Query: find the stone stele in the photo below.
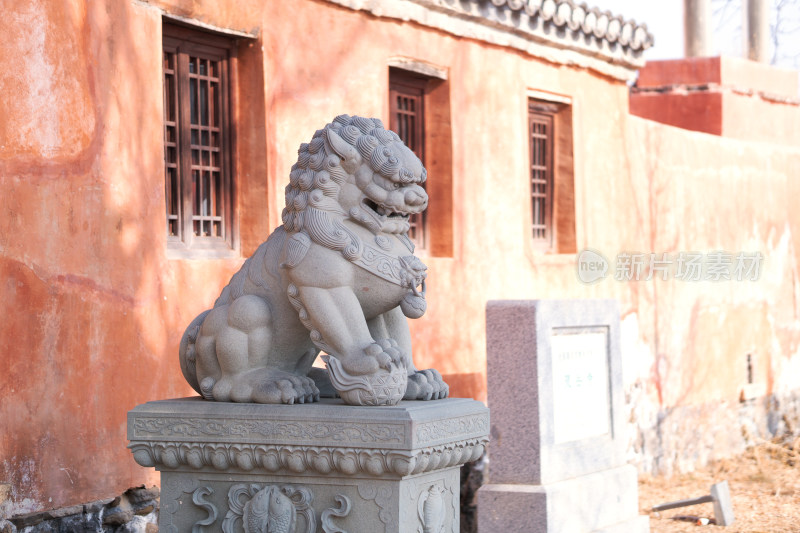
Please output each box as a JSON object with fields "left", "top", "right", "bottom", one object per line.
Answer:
{"left": 178, "top": 114, "right": 449, "bottom": 407}
{"left": 478, "top": 299, "right": 649, "bottom": 533}
{"left": 127, "top": 397, "right": 489, "bottom": 532}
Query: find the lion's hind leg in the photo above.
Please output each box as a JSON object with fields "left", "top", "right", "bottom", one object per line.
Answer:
{"left": 195, "top": 294, "right": 319, "bottom": 404}
{"left": 179, "top": 309, "right": 212, "bottom": 396}
{"left": 246, "top": 368, "right": 320, "bottom": 404}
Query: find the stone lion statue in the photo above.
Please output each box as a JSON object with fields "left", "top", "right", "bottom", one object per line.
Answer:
{"left": 179, "top": 115, "right": 449, "bottom": 406}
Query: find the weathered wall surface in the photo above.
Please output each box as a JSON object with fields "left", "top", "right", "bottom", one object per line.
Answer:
{"left": 1, "top": 0, "right": 799, "bottom": 516}
{"left": 0, "top": 0, "right": 262, "bottom": 515}
{"left": 619, "top": 117, "right": 800, "bottom": 473}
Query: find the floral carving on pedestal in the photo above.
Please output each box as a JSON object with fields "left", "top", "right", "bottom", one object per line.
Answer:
{"left": 222, "top": 484, "right": 315, "bottom": 533}
{"left": 159, "top": 477, "right": 212, "bottom": 533}
{"left": 191, "top": 487, "right": 218, "bottom": 532}
{"left": 357, "top": 485, "right": 394, "bottom": 532}
{"left": 415, "top": 414, "right": 489, "bottom": 444}
{"left": 128, "top": 437, "right": 487, "bottom": 477}
{"left": 320, "top": 495, "right": 352, "bottom": 533}
{"left": 133, "top": 417, "right": 404, "bottom": 444}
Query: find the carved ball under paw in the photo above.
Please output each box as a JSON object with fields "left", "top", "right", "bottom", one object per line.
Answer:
{"left": 323, "top": 355, "right": 407, "bottom": 406}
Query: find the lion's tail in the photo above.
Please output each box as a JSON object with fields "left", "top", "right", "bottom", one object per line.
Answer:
{"left": 178, "top": 310, "right": 211, "bottom": 395}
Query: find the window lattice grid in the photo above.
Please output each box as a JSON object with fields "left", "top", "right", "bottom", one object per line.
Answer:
{"left": 394, "top": 94, "right": 422, "bottom": 157}
{"left": 164, "top": 50, "right": 180, "bottom": 237}
{"left": 389, "top": 75, "right": 426, "bottom": 247}
{"left": 529, "top": 111, "right": 553, "bottom": 242}
{"left": 163, "top": 27, "right": 232, "bottom": 249}
{"left": 187, "top": 55, "right": 224, "bottom": 239}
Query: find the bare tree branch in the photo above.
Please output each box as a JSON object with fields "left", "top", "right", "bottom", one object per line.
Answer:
{"left": 712, "top": 0, "right": 800, "bottom": 67}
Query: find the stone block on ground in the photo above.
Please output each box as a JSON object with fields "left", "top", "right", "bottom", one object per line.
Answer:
{"left": 478, "top": 299, "right": 648, "bottom": 533}
{"left": 477, "top": 465, "right": 647, "bottom": 533}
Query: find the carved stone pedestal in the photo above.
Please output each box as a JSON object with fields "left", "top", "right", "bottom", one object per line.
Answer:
{"left": 127, "top": 397, "right": 488, "bottom": 533}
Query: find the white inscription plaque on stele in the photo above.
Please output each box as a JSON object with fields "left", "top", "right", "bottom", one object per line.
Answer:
{"left": 551, "top": 328, "right": 611, "bottom": 444}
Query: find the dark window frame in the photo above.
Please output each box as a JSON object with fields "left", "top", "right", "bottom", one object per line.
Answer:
{"left": 526, "top": 96, "right": 576, "bottom": 255}
{"left": 389, "top": 69, "right": 428, "bottom": 249}
{"left": 163, "top": 23, "right": 237, "bottom": 255}
{"left": 528, "top": 102, "right": 555, "bottom": 248}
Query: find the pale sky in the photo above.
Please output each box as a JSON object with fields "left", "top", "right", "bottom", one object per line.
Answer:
{"left": 591, "top": 0, "right": 685, "bottom": 61}
{"left": 592, "top": 0, "right": 800, "bottom": 68}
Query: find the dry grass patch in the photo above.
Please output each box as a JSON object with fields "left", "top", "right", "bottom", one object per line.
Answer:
{"left": 639, "top": 436, "right": 800, "bottom": 532}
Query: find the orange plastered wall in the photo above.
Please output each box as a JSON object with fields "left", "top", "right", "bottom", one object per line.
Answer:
{"left": 2, "top": 0, "right": 800, "bottom": 513}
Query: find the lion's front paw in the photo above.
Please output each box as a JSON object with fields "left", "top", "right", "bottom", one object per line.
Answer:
{"left": 366, "top": 339, "right": 404, "bottom": 370}
{"left": 337, "top": 339, "right": 405, "bottom": 376}
{"left": 404, "top": 369, "right": 449, "bottom": 401}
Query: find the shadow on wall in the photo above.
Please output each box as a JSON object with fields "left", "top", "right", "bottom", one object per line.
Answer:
{"left": 0, "top": 0, "right": 235, "bottom": 514}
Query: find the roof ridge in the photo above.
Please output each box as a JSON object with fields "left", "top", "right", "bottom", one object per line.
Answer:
{"left": 484, "top": 0, "right": 654, "bottom": 51}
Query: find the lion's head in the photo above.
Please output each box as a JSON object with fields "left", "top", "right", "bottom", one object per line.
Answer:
{"left": 281, "top": 115, "right": 427, "bottom": 260}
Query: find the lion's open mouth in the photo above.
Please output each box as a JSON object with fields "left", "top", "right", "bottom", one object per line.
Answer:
{"left": 363, "top": 198, "right": 409, "bottom": 219}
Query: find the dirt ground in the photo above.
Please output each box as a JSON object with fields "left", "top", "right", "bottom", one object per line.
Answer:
{"left": 638, "top": 436, "right": 800, "bottom": 532}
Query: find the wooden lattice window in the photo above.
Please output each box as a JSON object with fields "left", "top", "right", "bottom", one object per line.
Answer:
{"left": 529, "top": 105, "right": 554, "bottom": 246}
{"left": 163, "top": 24, "right": 234, "bottom": 252}
{"left": 389, "top": 70, "right": 427, "bottom": 248}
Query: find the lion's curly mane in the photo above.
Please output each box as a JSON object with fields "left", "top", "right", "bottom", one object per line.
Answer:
{"left": 281, "top": 114, "right": 425, "bottom": 261}
{"left": 215, "top": 115, "right": 424, "bottom": 308}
